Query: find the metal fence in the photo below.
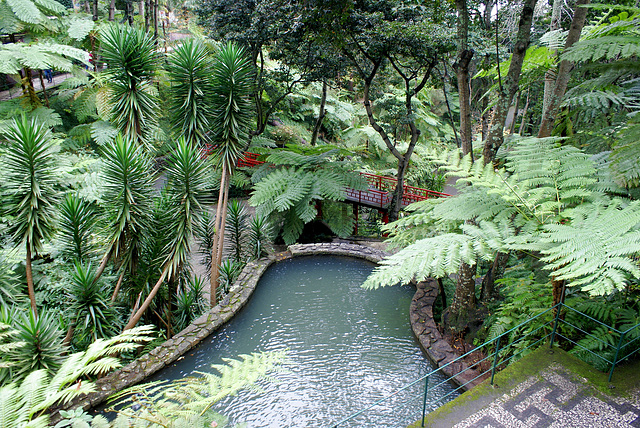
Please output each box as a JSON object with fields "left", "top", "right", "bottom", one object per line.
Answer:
{"left": 328, "top": 302, "right": 640, "bottom": 428}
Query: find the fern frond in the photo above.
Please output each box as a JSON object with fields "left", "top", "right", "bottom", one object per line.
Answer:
{"left": 363, "top": 233, "right": 485, "bottom": 289}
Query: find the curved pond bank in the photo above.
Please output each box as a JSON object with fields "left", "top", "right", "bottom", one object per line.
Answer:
{"left": 66, "top": 243, "right": 466, "bottom": 425}
{"left": 148, "top": 254, "right": 457, "bottom": 426}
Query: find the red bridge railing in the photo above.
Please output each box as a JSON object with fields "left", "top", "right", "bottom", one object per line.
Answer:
{"left": 203, "top": 148, "right": 449, "bottom": 208}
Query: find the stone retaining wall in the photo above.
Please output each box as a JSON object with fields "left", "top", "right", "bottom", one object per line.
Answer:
{"left": 410, "top": 279, "right": 484, "bottom": 391}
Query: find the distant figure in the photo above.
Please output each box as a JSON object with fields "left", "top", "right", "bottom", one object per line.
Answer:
{"left": 44, "top": 69, "right": 53, "bottom": 83}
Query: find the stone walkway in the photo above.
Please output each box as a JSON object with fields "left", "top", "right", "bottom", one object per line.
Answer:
{"left": 454, "top": 364, "right": 640, "bottom": 427}
{"left": 416, "top": 347, "right": 640, "bottom": 428}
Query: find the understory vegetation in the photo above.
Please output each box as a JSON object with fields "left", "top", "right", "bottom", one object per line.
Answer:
{"left": 1, "top": 0, "right": 640, "bottom": 426}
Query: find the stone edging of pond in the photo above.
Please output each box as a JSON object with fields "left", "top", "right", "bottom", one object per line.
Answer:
{"left": 62, "top": 242, "right": 480, "bottom": 418}
{"left": 64, "top": 243, "right": 388, "bottom": 416}
{"left": 411, "top": 279, "right": 484, "bottom": 391}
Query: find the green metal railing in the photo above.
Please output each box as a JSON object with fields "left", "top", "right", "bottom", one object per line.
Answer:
{"left": 327, "top": 302, "right": 640, "bottom": 428}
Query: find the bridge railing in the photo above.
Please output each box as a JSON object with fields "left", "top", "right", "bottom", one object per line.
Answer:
{"left": 204, "top": 150, "right": 449, "bottom": 207}
{"left": 327, "top": 302, "right": 640, "bottom": 428}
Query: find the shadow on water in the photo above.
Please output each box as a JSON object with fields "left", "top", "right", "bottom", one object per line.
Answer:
{"left": 102, "top": 255, "right": 458, "bottom": 427}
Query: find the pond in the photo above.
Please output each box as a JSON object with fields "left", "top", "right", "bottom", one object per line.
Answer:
{"left": 145, "top": 255, "right": 457, "bottom": 427}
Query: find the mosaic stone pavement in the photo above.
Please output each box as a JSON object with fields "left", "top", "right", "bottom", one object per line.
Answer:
{"left": 454, "top": 364, "right": 640, "bottom": 428}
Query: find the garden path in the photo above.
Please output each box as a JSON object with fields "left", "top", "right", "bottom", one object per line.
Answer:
{"left": 412, "top": 347, "right": 640, "bottom": 428}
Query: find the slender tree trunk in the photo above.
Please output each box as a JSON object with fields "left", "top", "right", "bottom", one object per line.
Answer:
{"left": 84, "top": 1, "right": 90, "bottom": 13}
{"left": 509, "top": 92, "right": 521, "bottom": 134}
{"left": 481, "top": 251, "right": 509, "bottom": 301}
{"left": 519, "top": 89, "right": 530, "bottom": 135}
{"left": 153, "top": 0, "right": 159, "bottom": 40}
{"left": 93, "top": 0, "right": 98, "bottom": 21}
{"left": 111, "top": 270, "right": 125, "bottom": 302}
{"left": 482, "top": 0, "right": 538, "bottom": 164}
{"left": 144, "top": 0, "right": 150, "bottom": 31}
{"left": 538, "top": 0, "right": 590, "bottom": 138}
{"left": 210, "top": 164, "right": 228, "bottom": 306}
{"left": 124, "top": 269, "right": 168, "bottom": 330}
{"left": 310, "top": 79, "right": 327, "bottom": 146}
{"left": 108, "top": 0, "right": 115, "bottom": 20}
{"left": 38, "top": 70, "right": 49, "bottom": 107}
{"left": 25, "top": 243, "right": 38, "bottom": 318}
{"left": 455, "top": 0, "right": 474, "bottom": 157}
{"left": 542, "top": 0, "right": 563, "bottom": 113}
{"left": 214, "top": 173, "right": 231, "bottom": 288}
{"left": 94, "top": 247, "right": 113, "bottom": 284}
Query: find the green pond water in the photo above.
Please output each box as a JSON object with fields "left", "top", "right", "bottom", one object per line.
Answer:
{"left": 149, "top": 255, "right": 457, "bottom": 427}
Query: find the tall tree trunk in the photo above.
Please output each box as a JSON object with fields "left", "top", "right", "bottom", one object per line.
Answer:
{"left": 213, "top": 173, "right": 231, "bottom": 291}
{"left": 310, "top": 79, "right": 327, "bottom": 146}
{"left": 519, "top": 89, "right": 531, "bottom": 135}
{"left": 210, "top": 164, "right": 229, "bottom": 306}
{"left": 25, "top": 242, "right": 38, "bottom": 318}
{"left": 509, "top": 91, "right": 521, "bottom": 134}
{"left": 482, "top": 0, "right": 538, "bottom": 164}
{"left": 538, "top": 0, "right": 590, "bottom": 138}
{"left": 93, "top": 0, "right": 98, "bottom": 21}
{"left": 124, "top": 268, "right": 168, "bottom": 330}
{"left": 38, "top": 70, "right": 49, "bottom": 107}
{"left": 153, "top": 0, "right": 159, "bottom": 40}
{"left": 108, "top": 0, "right": 115, "bottom": 20}
{"left": 542, "top": 0, "right": 562, "bottom": 114}
{"left": 455, "top": 0, "right": 474, "bottom": 157}
{"left": 480, "top": 251, "right": 509, "bottom": 301}
{"left": 94, "top": 247, "right": 113, "bottom": 284}
{"left": 449, "top": 260, "right": 477, "bottom": 332}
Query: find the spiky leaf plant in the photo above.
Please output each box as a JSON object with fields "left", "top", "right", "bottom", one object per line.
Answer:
{"left": 0, "top": 325, "right": 153, "bottom": 428}
{"left": 364, "top": 137, "right": 640, "bottom": 298}
{"left": 59, "top": 194, "right": 96, "bottom": 262}
{"left": 225, "top": 200, "right": 249, "bottom": 263}
{"left": 247, "top": 215, "right": 274, "bottom": 260}
{"left": 217, "top": 259, "right": 243, "bottom": 296}
{"left": 173, "top": 276, "right": 207, "bottom": 333}
{"left": 96, "top": 134, "right": 155, "bottom": 284}
{"left": 208, "top": 42, "right": 255, "bottom": 306}
{"left": 2, "top": 114, "right": 58, "bottom": 316}
{"left": 66, "top": 262, "right": 117, "bottom": 343}
{"left": 124, "top": 139, "right": 210, "bottom": 330}
{"left": 167, "top": 38, "right": 214, "bottom": 147}
{"left": 11, "top": 308, "right": 65, "bottom": 382}
{"left": 99, "top": 24, "right": 159, "bottom": 145}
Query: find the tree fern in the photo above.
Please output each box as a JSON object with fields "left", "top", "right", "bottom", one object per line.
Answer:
{"left": 365, "top": 137, "right": 640, "bottom": 297}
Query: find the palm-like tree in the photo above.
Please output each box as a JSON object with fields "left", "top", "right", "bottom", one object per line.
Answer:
{"left": 124, "top": 138, "right": 210, "bottom": 330}
{"left": 100, "top": 24, "right": 159, "bottom": 145}
{"left": 167, "top": 38, "right": 214, "bottom": 147}
{"left": 95, "top": 134, "right": 155, "bottom": 286}
{"left": 209, "top": 42, "right": 254, "bottom": 306}
{"left": 3, "top": 115, "right": 58, "bottom": 317}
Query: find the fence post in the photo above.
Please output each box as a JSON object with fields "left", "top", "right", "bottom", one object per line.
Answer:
{"left": 608, "top": 331, "right": 627, "bottom": 382}
{"left": 549, "top": 302, "right": 562, "bottom": 349}
{"left": 421, "top": 375, "right": 430, "bottom": 427}
{"left": 490, "top": 336, "right": 502, "bottom": 386}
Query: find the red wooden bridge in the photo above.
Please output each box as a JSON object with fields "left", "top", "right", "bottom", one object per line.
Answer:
{"left": 235, "top": 151, "right": 449, "bottom": 210}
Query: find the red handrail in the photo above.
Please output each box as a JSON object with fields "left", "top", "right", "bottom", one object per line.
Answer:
{"left": 202, "top": 149, "right": 450, "bottom": 206}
